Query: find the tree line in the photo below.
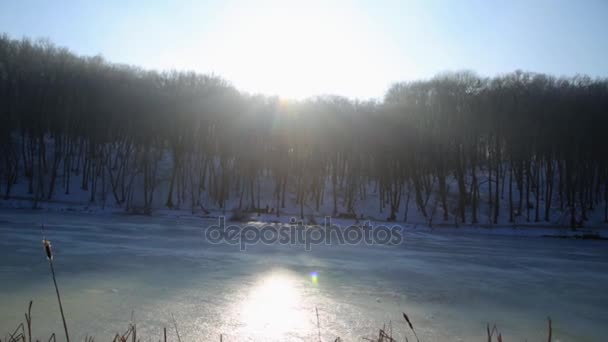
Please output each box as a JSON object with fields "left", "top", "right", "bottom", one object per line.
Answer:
{"left": 1, "top": 35, "right": 607, "bottom": 226}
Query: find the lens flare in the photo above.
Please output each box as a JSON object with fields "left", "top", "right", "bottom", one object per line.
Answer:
{"left": 310, "top": 272, "right": 318, "bottom": 285}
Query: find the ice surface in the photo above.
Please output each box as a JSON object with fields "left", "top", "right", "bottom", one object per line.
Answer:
{"left": 1, "top": 209, "right": 607, "bottom": 341}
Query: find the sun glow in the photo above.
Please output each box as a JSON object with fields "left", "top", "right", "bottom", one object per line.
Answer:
{"left": 236, "top": 271, "right": 312, "bottom": 339}
{"left": 195, "top": 1, "right": 398, "bottom": 99}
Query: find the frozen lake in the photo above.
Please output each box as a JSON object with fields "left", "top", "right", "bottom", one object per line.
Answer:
{"left": 1, "top": 209, "right": 607, "bottom": 341}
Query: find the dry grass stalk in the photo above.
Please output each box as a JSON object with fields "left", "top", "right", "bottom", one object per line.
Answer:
{"left": 402, "top": 312, "right": 420, "bottom": 342}
{"left": 487, "top": 323, "right": 500, "bottom": 342}
{"left": 42, "top": 224, "right": 70, "bottom": 342}
{"left": 2, "top": 302, "right": 560, "bottom": 342}
{"left": 7, "top": 322, "right": 24, "bottom": 342}
{"left": 171, "top": 314, "right": 181, "bottom": 342}
{"left": 316, "top": 306, "right": 321, "bottom": 342}
{"left": 111, "top": 322, "right": 138, "bottom": 342}
{"left": 363, "top": 327, "right": 396, "bottom": 342}
{"left": 25, "top": 301, "right": 32, "bottom": 342}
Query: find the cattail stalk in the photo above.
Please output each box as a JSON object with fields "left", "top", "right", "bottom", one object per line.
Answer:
{"left": 25, "top": 300, "right": 33, "bottom": 342}
{"left": 402, "top": 312, "right": 420, "bottom": 342}
{"left": 43, "top": 239, "right": 70, "bottom": 342}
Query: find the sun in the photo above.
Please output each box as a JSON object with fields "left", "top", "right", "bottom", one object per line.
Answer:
{"left": 198, "top": 0, "right": 393, "bottom": 100}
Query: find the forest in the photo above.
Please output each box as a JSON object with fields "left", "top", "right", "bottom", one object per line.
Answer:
{"left": 1, "top": 35, "right": 607, "bottom": 226}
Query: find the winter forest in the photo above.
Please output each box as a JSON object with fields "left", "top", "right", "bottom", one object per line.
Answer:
{"left": 1, "top": 35, "right": 607, "bottom": 227}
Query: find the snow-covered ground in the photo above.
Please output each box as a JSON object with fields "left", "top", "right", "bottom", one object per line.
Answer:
{"left": 4, "top": 151, "right": 608, "bottom": 229}
{"left": 1, "top": 209, "right": 608, "bottom": 341}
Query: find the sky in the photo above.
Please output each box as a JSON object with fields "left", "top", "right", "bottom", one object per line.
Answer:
{"left": 1, "top": 0, "right": 607, "bottom": 100}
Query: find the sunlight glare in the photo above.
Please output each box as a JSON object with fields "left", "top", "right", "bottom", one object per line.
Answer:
{"left": 200, "top": 1, "right": 398, "bottom": 99}
{"left": 237, "top": 272, "right": 312, "bottom": 339}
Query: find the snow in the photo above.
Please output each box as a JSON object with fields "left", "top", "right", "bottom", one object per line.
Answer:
{"left": 1, "top": 208, "right": 608, "bottom": 341}
{"left": 3, "top": 148, "right": 608, "bottom": 228}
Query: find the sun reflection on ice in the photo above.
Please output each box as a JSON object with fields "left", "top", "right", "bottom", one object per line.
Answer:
{"left": 236, "top": 271, "right": 313, "bottom": 340}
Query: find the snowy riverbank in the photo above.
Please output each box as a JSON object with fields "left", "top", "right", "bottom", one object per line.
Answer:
{"left": 1, "top": 198, "right": 606, "bottom": 241}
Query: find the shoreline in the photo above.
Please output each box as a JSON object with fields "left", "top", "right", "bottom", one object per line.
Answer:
{"left": 1, "top": 198, "right": 606, "bottom": 240}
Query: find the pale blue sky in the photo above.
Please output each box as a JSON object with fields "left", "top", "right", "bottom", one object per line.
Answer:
{"left": 1, "top": 0, "right": 607, "bottom": 99}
